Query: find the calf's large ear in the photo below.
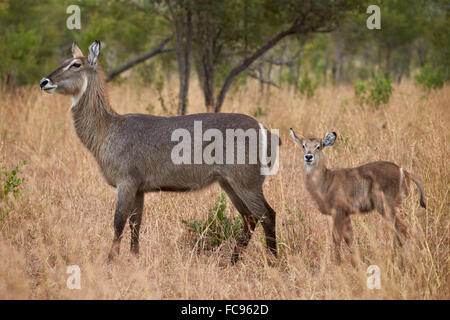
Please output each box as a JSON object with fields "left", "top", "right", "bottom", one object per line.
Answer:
{"left": 88, "top": 40, "right": 101, "bottom": 68}
{"left": 322, "top": 132, "right": 337, "bottom": 147}
{"left": 289, "top": 128, "right": 303, "bottom": 145}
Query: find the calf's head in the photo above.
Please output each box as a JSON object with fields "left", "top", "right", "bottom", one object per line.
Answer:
{"left": 289, "top": 128, "right": 336, "bottom": 171}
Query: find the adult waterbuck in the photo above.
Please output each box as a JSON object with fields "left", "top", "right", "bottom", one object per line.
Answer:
{"left": 289, "top": 129, "right": 426, "bottom": 265}
{"left": 39, "top": 40, "right": 280, "bottom": 263}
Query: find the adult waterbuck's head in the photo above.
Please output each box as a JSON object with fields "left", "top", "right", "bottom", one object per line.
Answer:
{"left": 40, "top": 41, "right": 100, "bottom": 104}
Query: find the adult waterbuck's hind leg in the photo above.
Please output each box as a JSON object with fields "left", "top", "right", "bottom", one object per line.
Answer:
{"left": 219, "top": 179, "right": 258, "bottom": 264}
{"left": 221, "top": 178, "right": 277, "bottom": 263}
{"left": 260, "top": 197, "right": 277, "bottom": 258}
{"left": 130, "top": 191, "right": 144, "bottom": 255}
{"left": 108, "top": 183, "right": 139, "bottom": 261}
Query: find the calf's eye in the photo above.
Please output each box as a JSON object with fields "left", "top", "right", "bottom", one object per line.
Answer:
{"left": 71, "top": 62, "right": 81, "bottom": 68}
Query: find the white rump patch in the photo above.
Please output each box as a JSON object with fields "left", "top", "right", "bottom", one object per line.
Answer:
{"left": 258, "top": 123, "right": 280, "bottom": 176}
{"left": 71, "top": 76, "right": 87, "bottom": 110}
{"left": 258, "top": 123, "right": 271, "bottom": 176}
{"left": 399, "top": 167, "right": 405, "bottom": 200}
{"left": 259, "top": 122, "right": 267, "bottom": 157}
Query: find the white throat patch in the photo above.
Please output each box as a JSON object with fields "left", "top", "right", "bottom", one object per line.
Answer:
{"left": 71, "top": 76, "right": 88, "bottom": 110}
{"left": 304, "top": 162, "right": 315, "bottom": 173}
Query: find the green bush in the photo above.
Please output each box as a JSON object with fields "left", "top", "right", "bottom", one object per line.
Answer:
{"left": 415, "top": 66, "right": 444, "bottom": 90}
{"left": 354, "top": 80, "right": 368, "bottom": 105}
{"left": 182, "top": 193, "right": 243, "bottom": 250}
{"left": 369, "top": 74, "right": 393, "bottom": 108}
{"left": 299, "top": 72, "right": 317, "bottom": 98}
{"left": 0, "top": 160, "right": 28, "bottom": 200}
{"left": 354, "top": 74, "right": 393, "bottom": 109}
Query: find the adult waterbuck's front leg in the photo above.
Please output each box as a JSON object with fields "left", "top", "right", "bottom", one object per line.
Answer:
{"left": 108, "top": 183, "right": 141, "bottom": 261}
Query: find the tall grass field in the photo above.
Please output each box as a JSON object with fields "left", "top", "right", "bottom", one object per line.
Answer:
{"left": 0, "top": 79, "right": 448, "bottom": 299}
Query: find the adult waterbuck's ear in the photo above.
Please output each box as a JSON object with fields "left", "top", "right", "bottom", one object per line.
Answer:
{"left": 289, "top": 128, "right": 304, "bottom": 145}
{"left": 88, "top": 40, "right": 101, "bottom": 68}
{"left": 72, "top": 42, "right": 84, "bottom": 58}
{"left": 322, "top": 132, "right": 337, "bottom": 147}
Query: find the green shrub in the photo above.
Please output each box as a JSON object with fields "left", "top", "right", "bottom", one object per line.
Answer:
{"left": 354, "top": 74, "right": 393, "bottom": 109}
{"left": 182, "top": 193, "right": 243, "bottom": 250}
{"left": 415, "top": 66, "right": 444, "bottom": 90}
{"left": 299, "top": 72, "right": 317, "bottom": 98}
{"left": 354, "top": 80, "right": 368, "bottom": 105}
{"left": 369, "top": 74, "right": 393, "bottom": 108}
{"left": 0, "top": 160, "right": 28, "bottom": 200}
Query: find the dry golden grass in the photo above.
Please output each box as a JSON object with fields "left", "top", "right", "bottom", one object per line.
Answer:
{"left": 0, "top": 78, "right": 448, "bottom": 299}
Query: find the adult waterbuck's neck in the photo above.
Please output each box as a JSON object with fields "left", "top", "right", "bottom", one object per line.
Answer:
{"left": 40, "top": 41, "right": 117, "bottom": 158}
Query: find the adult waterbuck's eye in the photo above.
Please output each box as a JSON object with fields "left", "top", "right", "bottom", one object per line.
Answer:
{"left": 316, "top": 145, "right": 321, "bottom": 150}
{"left": 71, "top": 62, "right": 81, "bottom": 68}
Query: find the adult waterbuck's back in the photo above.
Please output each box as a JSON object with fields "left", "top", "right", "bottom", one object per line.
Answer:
{"left": 40, "top": 41, "right": 280, "bottom": 263}
{"left": 290, "top": 128, "right": 426, "bottom": 266}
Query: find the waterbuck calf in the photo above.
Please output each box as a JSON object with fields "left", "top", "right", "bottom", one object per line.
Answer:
{"left": 39, "top": 40, "right": 280, "bottom": 263}
{"left": 289, "top": 129, "right": 426, "bottom": 265}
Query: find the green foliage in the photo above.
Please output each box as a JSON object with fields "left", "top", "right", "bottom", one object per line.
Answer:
{"left": 0, "top": 161, "right": 28, "bottom": 200}
{"left": 415, "top": 66, "right": 444, "bottom": 90}
{"left": 298, "top": 72, "right": 317, "bottom": 98}
{"left": 182, "top": 193, "right": 243, "bottom": 250}
{"left": 354, "top": 80, "right": 368, "bottom": 105}
{"left": 354, "top": 74, "right": 393, "bottom": 109}
{"left": 369, "top": 74, "right": 393, "bottom": 108}
{"left": 0, "top": 0, "right": 164, "bottom": 85}
{"left": 0, "top": 0, "right": 447, "bottom": 107}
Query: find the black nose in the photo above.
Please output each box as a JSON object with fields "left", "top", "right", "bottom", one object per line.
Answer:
{"left": 305, "top": 154, "right": 313, "bottom": 161}
{"left": 40, "top": 78, "right": 48, "bottom": 89}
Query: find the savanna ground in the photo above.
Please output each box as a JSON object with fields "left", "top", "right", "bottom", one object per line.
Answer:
{"left": 0, "top": 79, "right": 448, "bottom": 299}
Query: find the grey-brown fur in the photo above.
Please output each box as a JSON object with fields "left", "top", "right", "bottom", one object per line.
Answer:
{"left": 290, "top": 128, "right": 426, "bottom": 265}
{"left": 40, "top": 41, "right": 279, "bottom": 263}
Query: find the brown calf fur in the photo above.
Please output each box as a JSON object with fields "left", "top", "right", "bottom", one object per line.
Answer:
{"left": 290, "top": 129, "right": 426, "bottom": 265}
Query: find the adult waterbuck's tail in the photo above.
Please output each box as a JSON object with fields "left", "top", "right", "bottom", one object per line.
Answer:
{"left": 40, "top": 40, "right": 281, "bottom": 264}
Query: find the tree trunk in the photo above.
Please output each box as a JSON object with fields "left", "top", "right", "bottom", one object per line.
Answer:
{"left": 266, "top": 61, "right": 273, "bottom": 93}
{"left": 416, "top": 38, "right": 428, "bottom": 67}
{"left": 173, "top": 5, "right": 192, "bottom": 115}
{"left": 385, "top": 47, "right": 392, "bottom": 79}
{"left": 193, "top": 31, "right": 216, "bottom": 112}
{"left": 257, "top": 61, "right": 265, "bottom": 94}
{"left": 323, "top": 47, "right": 329, "bottom": 86}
